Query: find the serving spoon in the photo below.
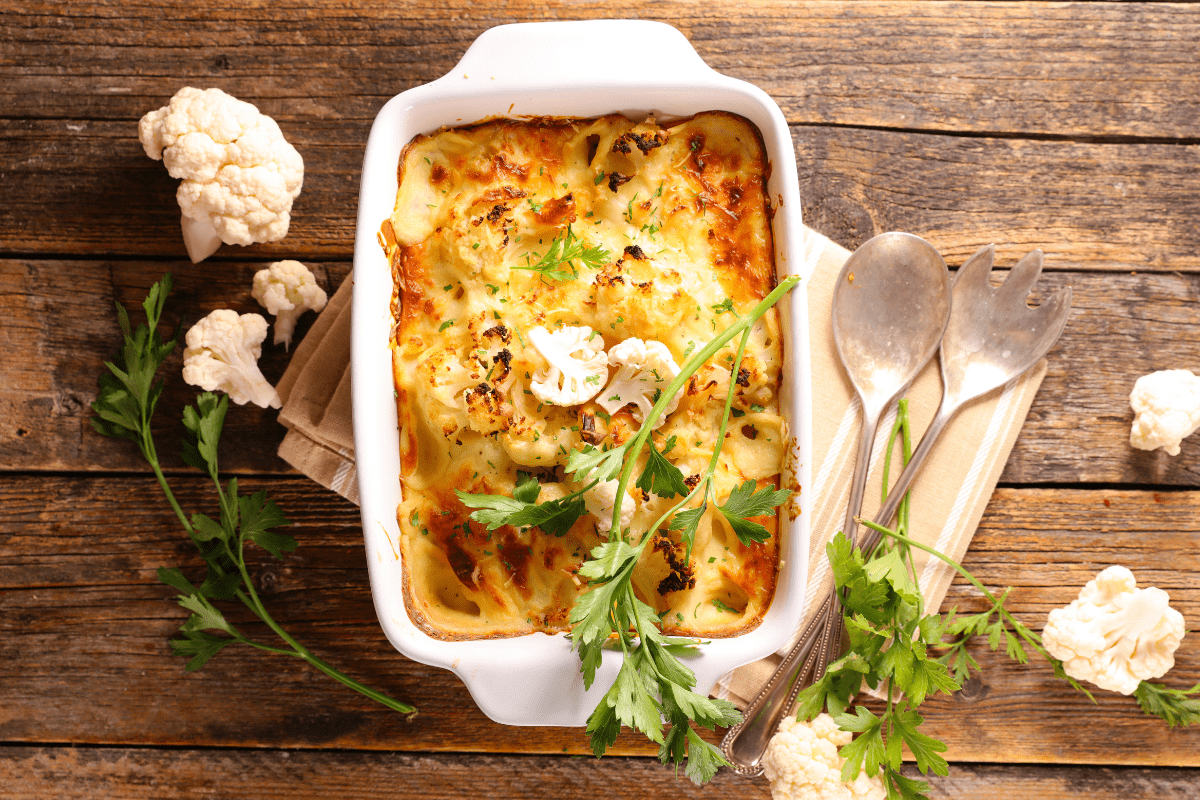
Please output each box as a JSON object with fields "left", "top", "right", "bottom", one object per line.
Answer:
{"left": 721, "top": 231, "right": 951, "bottom": 774}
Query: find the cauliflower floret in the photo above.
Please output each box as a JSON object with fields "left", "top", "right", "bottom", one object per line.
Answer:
{"left": 182, "top": 309, "right": 281, "bottom": 409}
{"left": 138, "top": 87, "right": 304, "bottom": 263}
{"left": 762, "top": 713, "right": 886, "bottom": 800}
{"left": 597, "top": 338, "right": 681, "bottom": 429}
{"left": 251, "top": 260, "right": 328, "bottom": 349}
{"left": 1129, "top": 369, "right": 1200, "bottom": 456}
{"left": 582, "top": 479, "right": 636, "bottom": 534}
{"left": 527, "top": 325, "right": 608, "bottom": 406}
{"left": 1042, "top": 565, "right": 1186, "bottom": 695}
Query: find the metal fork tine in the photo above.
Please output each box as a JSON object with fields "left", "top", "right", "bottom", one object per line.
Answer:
{"left": 952, "top": 243, "right": 995, "bottom": 289}
{"left": 1033, "top": 286, "right": 1074, "bottom": 332}
{"left": 997, "top": 248, "right": 1045, "bottom": 305}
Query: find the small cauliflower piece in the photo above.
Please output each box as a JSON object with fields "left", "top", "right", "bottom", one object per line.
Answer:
{"left": 1042, "top": 565, "right": 1186, "bottom": 695}
{"left": 182, "top": 309, "right": 281, "bottom": 409}
{"left": 527, "top": 325, "right": 608, "bottom": 406}
{"left": 463, "top": 382, "right": 513, "bottom": 435}
{"left": 251, "top": 260, "right": 329, "bottom": 349}
{"left": 596, "top": 338, "right": 682, "bottom": 429}
{"left": 1129, "top": 369, "right": 1200, "bottom": 456}
{"left": 762, "top": 713, "right": 886, "bottom": 800}
{"left": 582, "top": 479, "right": 636, "bottom": 534}
{"left": 138, "top": 87, "right": 304, "bottom": 263}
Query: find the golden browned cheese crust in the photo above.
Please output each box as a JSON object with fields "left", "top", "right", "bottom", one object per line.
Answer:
{"left": 384, "top": 112, "right": 786, "bottom": 640}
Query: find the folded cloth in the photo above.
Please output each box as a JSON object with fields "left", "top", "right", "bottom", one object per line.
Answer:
{"left": 276, "top": 226, "right": 1046, "bottom": 711}
{"left": 277, "top": 272, "right": 358, "bottom": 504}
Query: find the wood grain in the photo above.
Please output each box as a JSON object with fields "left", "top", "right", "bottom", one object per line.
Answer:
{"left": 4, "top": 119, "right": 1200, "bottom": 266}
{"left": 2, "top": 747, "right": 1199, "bottom": 800}
{"left": 0, "top": 477, "right": 1196, "bottom": 764}
{"left": 0, "top": 259, "right": 350, "bottom": 474}
{"left": 4, "top": 1, "right": 1199, "bottom": 138}
{"left": 4, "top": 260, "right": 1200, "bottom": 485}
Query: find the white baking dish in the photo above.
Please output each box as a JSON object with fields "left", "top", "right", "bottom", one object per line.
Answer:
{"left": 351, "top": 19, "right": 811, "bottom": 726}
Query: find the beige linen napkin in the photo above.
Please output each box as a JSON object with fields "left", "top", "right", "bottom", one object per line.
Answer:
{"left": 277, "top": 227, "right": 1046, "bottom": 707}
{"left": 277, "top": 273, "right": 359, "bottom": 505}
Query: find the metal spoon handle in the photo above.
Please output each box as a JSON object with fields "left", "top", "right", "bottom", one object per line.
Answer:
{"left": 721, "top": 400, "right": 886, "bottom": 774}
{"left": 841, "top": 401, "right": 885, "bottom": 545}
{"left": 720, "top": 398, "right": 933, "bottom": 774}
{"left": 719, "top": 592, "right": 837, "bottom": 774}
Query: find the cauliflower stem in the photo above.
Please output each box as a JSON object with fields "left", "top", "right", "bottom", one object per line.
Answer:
{"left": 794, "top": 400, "right": 1198, "bottom": 800}
{"left": 91, "top": 274, "right": 414, "bottom": 716}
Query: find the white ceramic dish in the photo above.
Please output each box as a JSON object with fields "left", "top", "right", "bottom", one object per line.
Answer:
{"left": 351, "top": 19, "right": 811, "bottom": 726}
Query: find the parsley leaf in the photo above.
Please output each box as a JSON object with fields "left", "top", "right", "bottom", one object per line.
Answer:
{"left": 711, "top": 598, "right": 738, "bottom": 614}
{"left": 892, "top": 708, "right": 949, "bottom": 776}
{"left": 1134, "top": 681, "right": 1200, "bottom": 728}
{"left": 667, "top": 503, "right": 707, "bottom": 553}
{"left": 565, "top": 442, "right": 630, "bottom": 484}
{"left": 456, "top": 484, "right": 587, "bottom": 538}
{"left": 716, "top": 479, "right": 790, "bottom": 545}
{"left": 834, "top": 706, "right": 885, "bottom": 780}
{"left": 636, "top": 439, "right": 688, "bottom": 499}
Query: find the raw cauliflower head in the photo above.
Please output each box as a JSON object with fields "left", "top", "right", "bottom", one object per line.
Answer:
{"left": 1129, "top": 369, "right": 1200, "bottom": 456}
{"left": 762, "top": 713, "right": 886, "bottom": 800}
{"left": 182, "top": 309, "right": 281, "bottom": 409}
{"left": 251, "top": 260, "right": 328, "bottom": 349}
{"left": 139, "top": 87, "right": 305, "bottom": 263}
{"left": 1042, "top": 565, "right": 1186, "bottom": 695}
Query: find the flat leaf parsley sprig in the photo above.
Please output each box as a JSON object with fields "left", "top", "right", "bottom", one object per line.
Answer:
{"left": 796, "top": 399, "right": 1200, "bottom": 800}
{"left": 92, "top": 274, "right": 414, "bottom": 716}
{"left": 458, "top": 275, "right": 800, "bottom": 783}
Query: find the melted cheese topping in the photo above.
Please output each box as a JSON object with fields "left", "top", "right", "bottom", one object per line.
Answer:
{"left": 385, "top": 113, "right": 786, "bottom": 640}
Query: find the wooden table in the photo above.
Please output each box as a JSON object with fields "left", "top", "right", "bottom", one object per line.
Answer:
{"left": 3, "top": 2, "right": 1199, "bottom": 797}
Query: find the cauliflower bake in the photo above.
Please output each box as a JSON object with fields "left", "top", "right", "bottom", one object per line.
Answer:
{"left": 381, "top": 112, "right": 788, "bottom": 639}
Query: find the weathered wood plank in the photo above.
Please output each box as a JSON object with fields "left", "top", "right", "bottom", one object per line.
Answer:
{"left": 2, "top": 747, "right": 1199, "bottom": 800}
{"left": 0, "top": 477, "right": 1196, "bottom": 763}
{"left": 4, "top": 260, "right": 1199, "bottom": 485}
{"left": 4, "top": 117, "right": 1199, "bottom": 266}
{"left": 4, "top": 1, "right": 1198, "bottom": 139}
{"left": 795, "top": 128, "right": 1200, "bottom": 272}
{"left": 0, "top": 259, "right": 351, "bottom": 474}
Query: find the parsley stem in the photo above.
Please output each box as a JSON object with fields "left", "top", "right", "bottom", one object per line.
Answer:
{"left": 643, "top": 326, "right": 753, "bottom": 552}
{"left": 611, "top": 274, "right": 801, "bottom": 536}
{"left": 139, "top": 418, "right": 194, "bottom": 536}
{"left": 860, "top": 521, "right": 1055, "bottom": 663}
{"left": 232, "top": 522, "right": 417, "bottom": 715}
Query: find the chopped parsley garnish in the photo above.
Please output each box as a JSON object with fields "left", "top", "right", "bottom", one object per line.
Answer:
{"left": 711, "top": 598, "right": 738, "bottom": 614}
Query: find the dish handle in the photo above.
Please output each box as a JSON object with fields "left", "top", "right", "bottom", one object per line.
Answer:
{"left": 445, "top": 20, "right": 717, "bottom": 88}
